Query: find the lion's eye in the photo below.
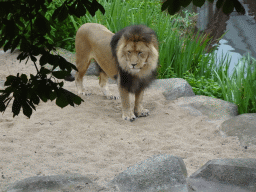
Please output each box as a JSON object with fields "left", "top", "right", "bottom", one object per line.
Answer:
{"left": 138, "top": 52, "right": 142, "bottom": 55}
{"left": 128, "top": 51, "right": 131, "bottom": 54}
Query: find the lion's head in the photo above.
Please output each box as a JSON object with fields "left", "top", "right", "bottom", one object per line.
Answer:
{"left": 111, "top": 25, "right": 159, "bottom": 77}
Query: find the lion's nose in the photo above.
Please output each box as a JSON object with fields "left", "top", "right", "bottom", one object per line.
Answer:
{"left": 131, "top": 64, "right": 137, "bottom": 68}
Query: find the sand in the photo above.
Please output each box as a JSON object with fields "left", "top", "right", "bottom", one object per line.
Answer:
{"left": 0, "top": 50, "right": 256, "bottom": 190}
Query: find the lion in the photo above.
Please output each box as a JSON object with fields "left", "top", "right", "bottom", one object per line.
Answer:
{"left": 70, "top": 23, "right": 159, "bottom": 121}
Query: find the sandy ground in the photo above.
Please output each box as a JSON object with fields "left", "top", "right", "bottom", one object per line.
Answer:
{"left": 0, "top": 50, "right": 256, "bottom": 190}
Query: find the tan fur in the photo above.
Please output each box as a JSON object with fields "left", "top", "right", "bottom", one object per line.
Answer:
{"left": 75, "top": 23, "right": 159, "bottom": 121}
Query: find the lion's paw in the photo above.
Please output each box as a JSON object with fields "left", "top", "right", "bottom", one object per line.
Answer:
{"left": 78, "top": 89, "right": 92, "bottom": 96}
{"left": 122, "top": 111, "right": 136, "bottom": 122}
{"left": 134, "top": 108, "right": 149, "bottom": 117}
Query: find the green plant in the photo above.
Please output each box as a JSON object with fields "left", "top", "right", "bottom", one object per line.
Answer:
{"left": 214, "top": 53, "right": 256, "bottom": 114}
{"left": 183, "top": 71, "right": 223, "bottom": 99}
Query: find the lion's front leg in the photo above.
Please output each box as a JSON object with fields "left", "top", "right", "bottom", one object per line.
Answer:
{"left": 118, "top": 84, "right": 136, "bottom": 122}
{"left": 134, "top": 90, "right": 149, "bottom": 117}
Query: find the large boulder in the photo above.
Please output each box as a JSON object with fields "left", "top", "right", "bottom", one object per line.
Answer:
{"left": 5, "top": 174, "right": 106, "bottom": 192}
{"left": 220, "top": 113, "right": 256, "bottom": 147}
{"left": 107, "top": 154, "right": 189, "bottom": 192}
{"left": 150, "top": 78, "right": 195, "bottom": 100}
{"left": 176, "top": 95, "right": 238, "bottom": 120}
{"left": 187, "top": 158, "right": 256, "bottom": 192}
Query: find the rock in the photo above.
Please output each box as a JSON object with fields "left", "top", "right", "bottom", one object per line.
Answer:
{"left": 4, "top": 156, "right": 256, "bottom": 192}
{"left": 5, "top": 174, "right": 106, "bottom": 192}
{"left": 150, "top": 78, "right": 195, "bottom": 100}
{"left": 187, "top": 158, "right": 256, "bottom": 192}
{"left": 107, "top": 154, "right": 189, "bottom": 192}
{"left": 176, "top": 95, "right": 238, "bottom": 120}
{"left": 220, "top": 113, "right": 256, "bottom": 147}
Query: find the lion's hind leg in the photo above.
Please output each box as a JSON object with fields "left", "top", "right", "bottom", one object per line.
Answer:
{"left": 99, "top": 69, "right": 119, "bottom": 100}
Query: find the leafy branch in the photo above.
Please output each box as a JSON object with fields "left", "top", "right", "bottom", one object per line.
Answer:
{"left": 0, "top": 0, "right": 104, "bottom": 118}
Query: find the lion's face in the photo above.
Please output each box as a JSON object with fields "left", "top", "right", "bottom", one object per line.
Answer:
{"left": 116, "top": 39, "right": 158, "bottom": 76}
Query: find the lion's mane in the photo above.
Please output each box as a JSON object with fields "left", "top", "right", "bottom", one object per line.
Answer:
{"left": 110, "top": 25, "right": 159, "bottom": 94}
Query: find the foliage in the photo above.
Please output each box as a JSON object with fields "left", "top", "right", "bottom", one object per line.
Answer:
{"left": 183, "top": 71, "right": 223, "bottom": 99}
{"left": 162, "top": 0, "right": 245, "bottom": 15}
{"left": 214, "top": 54, "right": 256, "bottom": 114}
{"left": 0, "top": 0, "right": 104, "bottom": 118}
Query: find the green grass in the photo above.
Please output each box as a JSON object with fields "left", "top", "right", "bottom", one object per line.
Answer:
{"left": 46, "top": 0, "right": 256, "bottom": 114}
{"left": 214, "top": 53, "right": 256, "bottom": 114}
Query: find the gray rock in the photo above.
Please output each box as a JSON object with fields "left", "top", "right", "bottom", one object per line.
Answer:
{"left": 187, "top": 158, "right": 256, "bottom": 192}
{"left": 150, "top": 78, "right": 195, "bottom": 100}
{"left": 176, "top": 95, "right": 238, "bottom": 120}
{"left": 107, "top": 154, "right": 189, "bottom": 192}
{"left": 4, "top": 174, "right": 106, "bottom": 192}
{"left": 220, "top": 113, "right": 256, "bottom": 147}
{"left": 4, "top": 156, "right": 256, "bottom": 192}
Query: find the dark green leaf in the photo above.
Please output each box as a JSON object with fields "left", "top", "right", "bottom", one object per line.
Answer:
{"left": 207, "top": 0, "right": 214, "bottom": 3}
{"left": 0, "top": 100, "right": 6, "bottom": 112}
{"left": 27, "top": 100, "right": 36, "bottom": 110}
{"left": 48, "top": 54, "right": 60, "bottom": 68}
{"left": 5, "top": 20, "right": 19, "bottom": 39}
{"left": 37, "top": 92, "right": 48, "bottom": 102}
{"left": 58, "top": 5, "right": 68, "bottom": 22}
{"left": 30, "top": 55, "right": 37, "bottom": 62}
{"left": 17, "top": 52, "right": 29, "bottom": 62}
{"left": 72, "top": 93, "right": 83, "bottom": 105}
{"left": 3, "top": 40, "right": 12, "bottom": 52}
{"left": 20, "top": 38, "right": 30, "bottom": 52}
{"left": 12, "top": 98, "right": 21, "bottom": 117}
{"left": 49, "top": 91, "right": 57, "bottom": 101}
{"left": 40, "top": 67, "right": 51, "bottom": 75}
{"left": 97, "top": 1, "right": 105, "bottom": 14}
{"left": 168, "top": 0, "right": 181, "bottom": 15}
{"left": 4, "top": 75, "right": 16, "bottom": 86}
{"left": 76, "top": 1, "right": 87, "bottom": 17}
{"left": 90, "top": 0, "right": 105, "bottom": 16}
{"left": 34, "top": 14, "right": 51, "bottom": 35}
{"left": 161, "top": 0, "right": 169, "bottom": 12}
{"left": 11, "top": 36, "right": 21, "bottom": 53}
{"left": 0, "top": 2, "right": 12, "bottom": 17}
{"left": 56, "top": 91, "right": 69, "bottom": 108}
{"left": 233, "top": 0, "right": 245, "bottom": 15}
{"left": 15, "top": 17, "right": 25, "bottom": 29}
{"left": 52, "top": 71, "right": 71, "bottom": 79}
{"left": 59, "top": 81, "right": 64, "bottom": 88}
{"left": 52, "top": 6, "right": 62, "bottom": 20}
{"left": 223, "top": 0, "right": 234, "bottom": 14}
{"left": 2, "top": 87, "right": 14, "bottom": 95}
{"left": 40, "top": 53, "right": 49, "bottom": 66}
{"left": 0, "top": 38, "right": 7, "bottom": 48}
{"left": 180, "top": 0, "right": 192, "bottom": 7}
{"left": 216, "top": 0, "right": 224, "bottom": 9}
{"left": 31, "top": 94, "right": 40, "bottom": 105}
{"left": 193, "top": 0, "right": 205, "bottom": 7}
{"left": 20, "top": 74, "right": 28, "bottom": 84}
{"left": 22, "top": 101, "right": 32, "bottom": 118}
{"left": 68, "top": 1, "right": 77, "bottom": 15}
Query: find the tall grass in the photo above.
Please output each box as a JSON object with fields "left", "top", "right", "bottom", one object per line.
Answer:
{"left": 214, "top": 54, "right": 256, "bottom": 114}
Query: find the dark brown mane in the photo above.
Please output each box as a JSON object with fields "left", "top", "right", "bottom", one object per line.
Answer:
{"left": 110, "top": 25, "right": 157, "bottom": 60}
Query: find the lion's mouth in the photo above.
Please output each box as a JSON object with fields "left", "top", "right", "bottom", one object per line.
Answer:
{"left": 130, "top": 68, "right": 141, "bottom": 72}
